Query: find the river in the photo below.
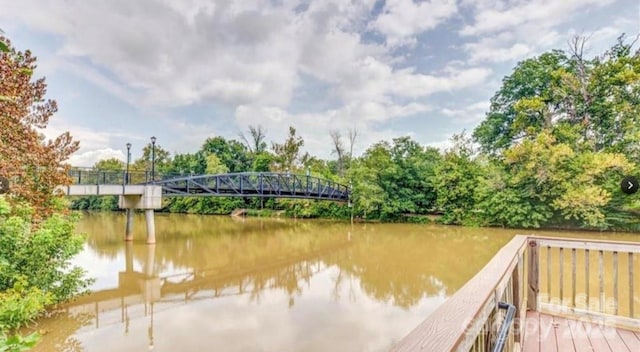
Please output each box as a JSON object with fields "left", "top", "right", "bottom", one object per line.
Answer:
{"left": 30, "top": 212, "right": 640, "bottom": 351}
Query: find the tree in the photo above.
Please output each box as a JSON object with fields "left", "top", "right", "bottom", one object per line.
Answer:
{"left": 348, "top": 160, "right": 384, "bottom": 220}
{"left": 165, "top": 152, "right": 207, "bottom": 175}
{"left": 474, "top": 35, "right": 640, "bottom": 158}
{"left": 252, "top": 152, "right": 273, "bottom": 172}
{"left": 0, "top": 36, "right": 79, "bottom": 217}
{"left": 470, "top": 35, "right": 640, "bottom": 229}
{"left": 94, "top": 158, "right": 124, "bottom": 170}
{"left": 205, "top": 154, "right": 229, "bottom": 174}
{"left": 240, "top": 125, "right": 267, "bottom": 154}
{"left": 0, "top": 36, "right": 89, "bottom": 348}
{"left": 329, "top": 130, "right": 346, "bottom": 176}
{"left": 134, "top": 143, "right": 171, "bottom": 173}
{"left": 272, "top": 126, "right": 304, "bottom": 171}
{"left": 473, "top": 50, "right": 569, "bottom": 153}
{"left": 587, "top": 34, "right": 640, "bottom": 157}
{"left": 432, "top": 134, "right": 483, "bottom": 225}
{"left": 202, "top": 137, "right": 250, "bottom": 172}
{"left": 347, "top": 127, "right": 358, "bottom": 166}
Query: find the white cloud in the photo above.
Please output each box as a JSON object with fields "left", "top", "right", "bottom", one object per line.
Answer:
{"left": 68, "top": 148, "right": 125, "bottom": 167}
{"left": 441, "top": 101, "right": 489, "bottom": 124}
{"left": 371, "top": 0, "right": 458, "bottom": 46}
{"left": 464, "top": 39, "right": 532, "bottom": 63}
{"left": 461, "top": 0, "right": 615, "bottom": 36}
{"left": 40, "top": 119, "right": 144, "bottom": 166}
{"left": 4, "top": 0, "right": 631, "bottom": 163}
{"left": 459, "top": 0, "right": 620, "bottom": 64}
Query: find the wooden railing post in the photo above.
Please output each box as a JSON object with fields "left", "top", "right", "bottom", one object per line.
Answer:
{"left": 511, "top": 253, "right": 522, "bottom": 345}
{"left": 527, "top": 239, "right": 539, "bottom": 312}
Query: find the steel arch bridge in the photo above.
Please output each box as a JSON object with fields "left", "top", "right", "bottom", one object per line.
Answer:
{"left": 68, "top": 169, "right": 349, "bottom": 202}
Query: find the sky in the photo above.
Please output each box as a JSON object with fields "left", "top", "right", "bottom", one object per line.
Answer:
{"left": 1, "top": 0, "right": 638, "bottom": 166}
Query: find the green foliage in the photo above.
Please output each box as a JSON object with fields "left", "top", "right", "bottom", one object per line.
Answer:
{"left": 0, "top": 197, "right": 91, "bottom": 323}
{"left": 93, "top": 158, "right": 123, "bottom": 170}
{"left": 202, "top": 137, "right": 250, "bottom": 173}
{"left": 0, "top": 331, "right": 39, "bottom": 352}
{"left": 132, "top": 142, "right": 171, "bottom": 173}
{"left": 166, "top": 152, "right": 207, "bottom": 175}
{"left": 431, "top": 134, "right": 482, "bottom": 225}
{"left": 474, "top": 50, "right": 568, "bottom": 153}
{"left": 0, "top": 196, "right": 90, "bottom": 350}
{"left": 69, "top": 196, "right": 118, "bottom": 211}
{"left": 205, "top": 154, "right": 229, "bottom": 174}
{"left": 0, "top": 278, "right": 50, "bottom": 331}
{"left": 252, "top": 152, "right": 273, "bottom": 172}
{"left": 271, "top": 126, "right": 304, "bottom": 171}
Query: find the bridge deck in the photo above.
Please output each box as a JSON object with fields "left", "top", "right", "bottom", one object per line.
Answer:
{"left": 523, "top": 311, "right": 640, "bottom": 352}
{"left": 65, "top": 169, "right": 350, "bottom": 201}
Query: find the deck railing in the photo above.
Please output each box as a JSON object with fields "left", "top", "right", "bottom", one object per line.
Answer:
{"left": 391, "top": 235, "right": 529, "bottom": 352}
{"left": 531, "top": 237, "right": 639, "bottom": 331}
{"left": 391, "top": 235, "right": 640, "bottom": 352}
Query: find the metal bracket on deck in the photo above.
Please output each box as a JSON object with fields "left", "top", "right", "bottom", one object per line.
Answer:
{"left": 492, "top": 302, "right": 516, "bottom": 352}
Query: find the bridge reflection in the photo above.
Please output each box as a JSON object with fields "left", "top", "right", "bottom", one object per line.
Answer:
{"left": 60, "top": 235, "right": 352, "bottom": 349}
{"left": 34, "top": 216, "right": 526, "bottom": 351}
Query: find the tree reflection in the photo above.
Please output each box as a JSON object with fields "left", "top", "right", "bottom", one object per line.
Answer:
{"left": 42, "top": 214, "right": 525, "bottom": 348}
{"left": 76, "top": 214, "right": 516, "bottom": 310}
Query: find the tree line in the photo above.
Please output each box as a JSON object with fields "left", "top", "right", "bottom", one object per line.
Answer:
{"left": 74, "top": 35, "right": 640, "bottom": 231}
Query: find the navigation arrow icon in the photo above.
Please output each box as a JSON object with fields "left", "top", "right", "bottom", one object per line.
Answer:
{"left": 621, "top": 176, "right": 639, "bottom": 195}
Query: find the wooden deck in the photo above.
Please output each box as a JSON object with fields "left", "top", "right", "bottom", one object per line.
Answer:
{"left": 523, "top": 312, "right": 640, "bottom": 352}
{"left": 391, "top": 235, "right": 640, "bottom": 352}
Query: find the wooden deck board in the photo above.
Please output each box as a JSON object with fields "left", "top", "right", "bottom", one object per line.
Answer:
{"left": 523, "top": 312, "right": 638, "bottom": 352}
{"left": 618, "top": 329, "right": 640, "bottom": 351}
{"left": 522, "top": 311, "right": 540, "bottom": 352}
{"left": 568, "top": 318, "right": 593, "bottom": 352}
{"left": 583, "top": 320, "right": 612, "bottom": 352}
{"left": 538, "top": 313, "right": 558, "bottom": 352}
{"left": 554, "top": 315, "right": 576, "bottom": 352}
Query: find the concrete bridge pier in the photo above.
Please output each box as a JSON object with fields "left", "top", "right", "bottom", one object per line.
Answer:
{"left": 145, "top": 210, "right": 156, "bottom": 244}
{"left": 125, "top": 241, "right": 134, "bottom": 272}
{"left": 117, "top": 186, "right": 162, "bottom": 244}
{"left": 124, "top": 209, "right": 134, "bottom": 241}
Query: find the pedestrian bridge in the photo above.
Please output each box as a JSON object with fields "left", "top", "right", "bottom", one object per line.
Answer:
{"left": 62, "top": 169, "right": 349, "bottom": 201}
{"left": 57, "top": 168, "right": 350, "bottom": 244}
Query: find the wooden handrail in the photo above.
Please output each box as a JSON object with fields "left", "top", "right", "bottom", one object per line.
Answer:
{"left": 534, "top": 236, "right": 640, "bottom": 253}
{"left": 391, "top": 235, "right": 528, "bottom": 352}
{"left": 392, "top": 235, "right": 640, "bottom": 351}
{"left": 532, "top": 235, "right": 640, "bottom": 331}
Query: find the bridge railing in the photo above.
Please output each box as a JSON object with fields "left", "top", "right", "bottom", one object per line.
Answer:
{"left": 68, "top": 168, "right": 181, "bottom": 185}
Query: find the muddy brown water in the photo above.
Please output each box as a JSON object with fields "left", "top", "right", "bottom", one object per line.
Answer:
{"left": 29, "top": 212, "right": 640, "bottom": 351}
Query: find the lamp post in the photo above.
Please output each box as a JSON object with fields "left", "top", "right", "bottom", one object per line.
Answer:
{"left": 150, "top": 136, "right": 156, "bottom": 181}
{"left": 126, "top": 142, "right": 131, "bottom": 184}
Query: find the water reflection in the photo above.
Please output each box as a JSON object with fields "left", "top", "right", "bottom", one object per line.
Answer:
{"left": 29, "top": 213, "right": 640, "bottom": 351}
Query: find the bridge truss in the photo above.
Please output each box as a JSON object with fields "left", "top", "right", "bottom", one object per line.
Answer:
{"left": 68, "top": 169, "right": 349, "bottom": 202}
{"left": 151, "top": 172, "right": 349, "bottom": 201}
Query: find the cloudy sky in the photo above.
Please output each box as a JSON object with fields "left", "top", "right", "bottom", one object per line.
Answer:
{"left": 1, "top": 0, "right": 638, "bottom": 166}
